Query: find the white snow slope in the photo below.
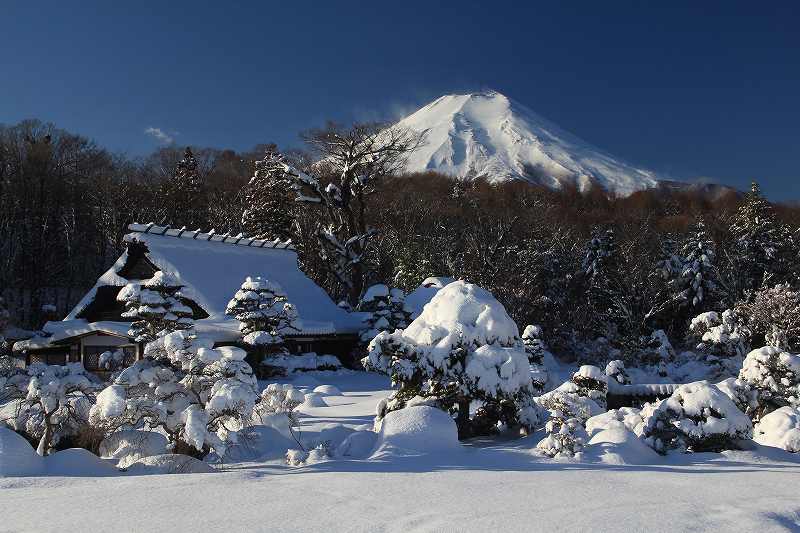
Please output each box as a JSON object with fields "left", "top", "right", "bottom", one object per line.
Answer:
{"left": 397, "top": 90, "right": 661, "bottom": 195}
{"left": 4, "top": 371, "right": 800, "bottom": 532}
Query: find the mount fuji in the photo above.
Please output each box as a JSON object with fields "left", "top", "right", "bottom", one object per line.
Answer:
{"left": 395, "top": 90, "right": 664, "bottom": 195}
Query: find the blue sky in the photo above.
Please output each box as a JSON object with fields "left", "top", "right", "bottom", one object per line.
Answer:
{"left": 2, "top": 1, "right": 799, "bottom": 198}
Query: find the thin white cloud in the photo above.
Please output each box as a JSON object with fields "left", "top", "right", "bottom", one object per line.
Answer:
{"left": 144, "top": 127, "right": 176, "bottom": 145}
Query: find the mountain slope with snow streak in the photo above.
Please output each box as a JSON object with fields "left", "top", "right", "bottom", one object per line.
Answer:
{"left": 397, "top": 90, "right": 662, "bottom": 195}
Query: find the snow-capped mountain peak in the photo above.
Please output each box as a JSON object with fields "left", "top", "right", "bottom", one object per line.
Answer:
{"left": 396, "top": 90, "right": 661, "bottom": 195}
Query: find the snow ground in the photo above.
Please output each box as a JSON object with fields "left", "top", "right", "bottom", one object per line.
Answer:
{"left": 4, "top": 371, "right": 800, "bottom": 532}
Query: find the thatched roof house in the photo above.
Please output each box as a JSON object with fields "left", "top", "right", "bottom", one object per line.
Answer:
{"left": 15, "top": 223, "right": 365, "bottom": 371}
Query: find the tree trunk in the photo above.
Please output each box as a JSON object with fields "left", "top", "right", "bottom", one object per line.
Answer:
{"left": 37, "top": 414, "right": 53, "bottom": 456}
{"left": 455, "top": 399, "right": 472, "bottom": 440}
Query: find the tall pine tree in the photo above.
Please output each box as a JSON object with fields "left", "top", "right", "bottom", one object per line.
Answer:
{"left": 729, "top": 181, "right": 795, "bottom": 297}
{"left": 581, "top": 229, "right": 628, "bottom": 339}
{"left": 241, "top": 151, "right": 295, "bottom": 242}
{"left": 162, "top": 147, "right": 207, "bottom": 229}
{"left": 677, "top": 220, "right": 724, "bottom": 313}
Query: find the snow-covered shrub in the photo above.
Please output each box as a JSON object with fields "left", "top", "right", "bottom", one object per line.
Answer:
{"left": 90, "top": 332, "right": 258, "bottom": 458}
{"left": 715, "top": 377, "right": 758, "bottom": 416}
{"left": 254, "top": 383, "right": 305, "bottom": 427}
{"left": 536, "top": 413, "right": 588, "bottom": 458}
{"left": 753, "top": 406, "right": 800, "bottom": 452}
{"left": 738, "top": 346, "right": 800, "bottom": 420}
{"left": 260, "top": 352, "right": 342, "bottom": 375}
{"left": 735, "top": 284, "right": 800, "bottom": 352}
{"left": 98, "top": 349, "right": 125, "bottom": 371}
{"left": 357, "top": 284, "right": 412, "bottom": 346}
{"left": 363, "top": 281, "right": 537, "bottom": 438}
{"left": 638, "top": 330, "right": 675, "bottom": 364}
{"left": 641, "top": 381, "right": 753, "bottom": 454}
{"left": 688, "top": 310, "right": 750, "bottom": 358}
{"left": 522, "top": 325, "right": 550, "bottom": 392}
{"left": 98, "top": 429, "right": 169, "bottom": 468}
{"left": 117, "top": 271, "right": 196, "bottom": 343}
{"left": 225, "top": 276, "right": 299, "bottom": 368}
{"left": 585, "top": 407, "right": 645, "bottom": 437}
{"left": 2, "top": 363, "right": 97, "bottom": 455}
{"left": 605, "top": 360, "right": 631, "bottom": 385}
{"left": 570, "top": 365, "right": 608, "bottom": 410}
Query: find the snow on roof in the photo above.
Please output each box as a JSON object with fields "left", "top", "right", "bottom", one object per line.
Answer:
{"left": 15, "top": 320, "right": 133, "bottom": 350}
{"left": 67, "top": 224, "right": 364, "bottom": 337}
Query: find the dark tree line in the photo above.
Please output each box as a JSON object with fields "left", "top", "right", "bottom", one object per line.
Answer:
{"left": 3, "top": 118, "right": 800, "bottom": 364}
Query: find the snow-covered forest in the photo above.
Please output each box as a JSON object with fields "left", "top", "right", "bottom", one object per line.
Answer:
{"left": 3, "top": 116, "right": 800, "bottom": 531}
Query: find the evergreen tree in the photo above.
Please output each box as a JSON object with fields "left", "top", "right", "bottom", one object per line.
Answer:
{"left": 729, "top": 181, "right": 795, "bottom": 297}
{"left": 241, "top": 151, "right": 295, "bottom": 242}
{"left": 225, "top": 276, "right": 300, "bottom": 359}
{"left": 581, "top": 229, "right": 628, "bottom": 339}
{"left": 116, "top": 271, "right": 196, "bottom": 343}
{"left": 357, "top": 284, "right": 412, "bottom": 345}
{"left": 677, "top": 221, "right": 724, "bottom": 313}
{"left": 163, "top": 147, "right": 207, "bottom": 229}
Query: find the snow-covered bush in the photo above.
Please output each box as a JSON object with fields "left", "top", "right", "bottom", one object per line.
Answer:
{"left": 735, "top": 284, "right": 800, "bottom": 352}
{"left": 225, "top": 276, "right": 299, "bottom": 366}
{"left": 688, "top": 310, "right": 750, "bottom": 358}
{"left": 638, "top": 330, "right": 676, "bottom": 364}
{"left": 605, "top": 360, "right": 631, "bottom": 385}
{"left": 364, "top": 281, "right": 537, "bottom": 438}
{"left": 90, "top": 332, "right": 258, "bottom": 458}
{"left": 753, "top": 406, "right": 800, "bottom": 452}
{"left": 641, "top": 381, "right": 753, "bottom": 454}
{"left": 536, "top": 412, "right": 588, "bottom": 458}
{"left": 117, "top": 271, "right": 196, "bottom": 343}
{"left": 570, "top": 365, "right": 608, "bottom": 410}
{"left": 357, "top": 284, "right": 412, "bottom": 345}
{"left": 98, "top": 349, "right": 125, "bottom": 371}
{"left": 253, "top": 383, "right": 306, "bottom": 428}
{"left": 522, "top": 325, "right": 550, "bottom": 392}
{"left": 738, "top": 346, "right": 800, "bottom": 420}
{"left": 2, "top": 363, "right": 97, "bottom": 455}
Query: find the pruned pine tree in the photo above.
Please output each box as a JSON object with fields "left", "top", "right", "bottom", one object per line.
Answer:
{"left": 162, "top": 147, "right": 207, "bottom": 229}
{"left": 90, "top": 334, "right": 258, "bottom": 459}
{"left": 116, "top": 271, "right": 196, "bottom": 343}
{"left": 225, "top": 277, "right": 300, "bottom": 359}
{"left": 582, "top": 229, "right": 628, "bottom": 339}
{"left": 241, "top": 151, "right": 295, "bottom": 242}
{"left": 729, "top": 181, "right": 795, "bottom": 297}
{"left": 357, "top": 284, "right": 412, "bottom": 345}
{"left": 677, "top": 221, "right": 724, "bottom": 313}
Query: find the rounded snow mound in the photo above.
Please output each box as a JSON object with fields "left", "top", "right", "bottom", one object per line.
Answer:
{"left": 45, "top": 448, "right": 117, "bottom": 477}
{"left": 301, "top": 392, "right": 328, "bottom": 408}
{"left": 754, "top": 406, "right": 800, "bottom": 452}
{"left": 0, "top": 427, "right": 44, "bottom": 477}
{"left": 312, "top": 384, "right": 342, "bottom": 396}
{"left": 372, "top": 406, "right": 460, "bottom": 456}
{"left": 99, "top": 430, "right": 169, "bottom": 468}
{"left": 587, "top": 427, "right": 660, "bottom": 465}
{"left": 336, "top": 430, "right": 379, "bottom": 459}
{"left": 402, "top": 280, "right": 519, "bottom": 348}
{"left": 125, "top": 454, "right": 215, "bottom": 475}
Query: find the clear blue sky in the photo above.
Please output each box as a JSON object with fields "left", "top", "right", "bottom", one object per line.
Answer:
{"left": 2, "top": 1, "right": 799, "bottom": 198}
